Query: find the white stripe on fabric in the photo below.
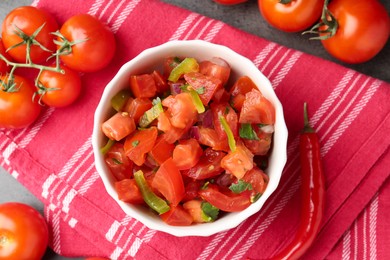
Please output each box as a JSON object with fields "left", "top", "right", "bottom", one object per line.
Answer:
{"left": 272, "top": 51, "right": 302, "bottom": 88}
{"left": 253, "top": 42, "right": 277, "bottom": 67}
{"left": 342, "top": 229, "right": 352, "bottom": 260}
{"left": 169, "top": 13, "right": 199, "bottom": 41}
{"left": 110, "top": 246, "right": 123, "bottom": 260}
{"left": 183, "top": 16, "right": 206, "bottom": 40}
{"left": 259, "top": 45, "right": 283, "bottom": 73}
{"left": 68, "top": 217, "right": 78, "bottom": 228}
{"left": 321, "top": 79, "right": 380, "bottom": 155}
{"left": 369, "top": 194, "right": 378, "bottom": 260}
{"left": 31, "top": 0, "right": 40, "bottom": 7}
{"left": 195, "top": 20, "right": 214, "bottom": 39}
{"left": 79, "top": 168, "right": 99, "bottom": 195}
{"left": 110, "top": 0, "right": 141, "bottom": 34}
{"left": 197, "top": 231, "right": 228, "bottom": 260}
{"left": 58, "top": 136, "right": 91, "bottom": 178}
{"left": 354, "top": 220, "right": 358, "bottom": 260}
{"left": 129, "top": 237, "right": 142, "bottom": 257}
{"left": 363, "top": 209, "right": 368, "bottom": 260}
{"left": 42, "top": 173, "right": 58, "bottom": 199}
{"left": 203, "top": 21, "right": 224, "bottom": 42}
{"left": 11, "top": 169, "right": 19, "bottom": 179}
{"left": 267, "top": 49, "right": 291, "bottom": 80}
{"left": 106, "top": 220, "right": 121, "bottom": 242}
{"left": 62, "top": 188, "right": 77, "bottom": 213}
{"left": 106, "top": 0, "right": 126, "bottom": 23}
{"left": 88, "top": 0, "right": 106, "bottom": 15}
{"left": 52, "top": 208, "right": 62, "bottom": 254}
{"left": 98, "top": 0, "right": 115, "bottom": 19}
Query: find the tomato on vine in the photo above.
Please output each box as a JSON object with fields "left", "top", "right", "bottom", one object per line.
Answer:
{"left": 0, "top": 74, "right": 41, "bottom": 129}
{"left": 37, "top": 64, "right": 82, "bottom": 107}
{"left": 307, "top": 0, "right": 390, "bottom": 64}
{"left": 1, "top": 6, "right": 59, "bottom": 64}
{"left": 56, "top": 14, "right": 116, "bottom": 72}
{"left": 258, "top": 0, "right": 324, "bottom": 32}
{"left": 0, "top": 202, "right": 49, "bottom": 259}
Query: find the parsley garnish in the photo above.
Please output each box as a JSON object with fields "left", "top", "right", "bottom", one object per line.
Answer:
{"left": 229, "top": 179, "right": 253, "bottom": 194}
{"left": 201, "top": 202, "right": 219, "bottom": 222}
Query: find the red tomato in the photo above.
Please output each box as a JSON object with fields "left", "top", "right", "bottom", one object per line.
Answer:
{"left": 58, "top": 14, "right": 116, "bottom": 72}
{"left": 183, "top": 200, "right": 207, "bottom": 223}
{"left": 124, "top": 127, "right": 158, "bottom": 166}
{"left": 162, "top": 93, "right": 197, "bottom": 129}
{"left": 242, "top": 125, "right": 273, "bottom": 155}
{"left": 199, "top": 57, "right": 231, "bottom": 86}
{"left": 149, "top": 134, "right": 175, "bottom": 165}
{"left": 258, "top": 0, "right": 324, "bottom": 32}
{"left": 242, "top": 167, "right": 269, "bottom": 195}
{"left": 172, "top": 138, "right": 203, "bottom": 170}
{"left": 213, "top": 0, "right": 248, "bottom": 5}
{"left": 0, "top": 38, "right": 12, "bottom": 74}
{"left": 157, "top": 111, "right": 190, "bottom": 144}
{"left": 184, "top": 72, "right": 222, "bottom": 105}
{"left": 0, "top": 74, "right": 41, "bottom": 128}
{"left": 152, "top": 70, "right": 169, "bottom": 93}
{"left": 0, "top": 202, "right": 48, "bottom": 260}
{"left": 230, "top": 76, "right": 257, "bottom": 111}
{"left": 239, "top": 89, "right": 275, "bottom": 125}
{"left": 320, "top": 0, "right": 390, "bottom": 64}
{"left": 104, "top": 143, "right": 133, "bottom": 181}
{"left": 221, "top": 143, "right": 254, "bottom": 179}
{"left": 182, "top": 148, "right": 226, "bottom": 180}
{"left": 160, "top": 205, "right": 193, "bottom": 226}
{"left": 102, "top": 112, "right": 136, "bottom": 141}
{"left": 211, "top": 102, "right": 238, "bottom": 139}
{"left": 152, "top": 158, "right": 185, "bottom": 206}
{"left": 197, "top": 127, "right": 230, "bottom": 151}
{"left": 1, "top": 6, "right": 58, "bottom": 63}
{"left": 199, "top": 184, "right": 251, "bottom": 212}
{"left": 125, "top": 97, "right": 153, "bottom": 124}
{"left": 129, "top": 74, "right": 157, "bottom": 98}
{"left": 115, "top": 179, "right": 144, "bottom": 204}
{"left": 37, "top": 65, "right": 82, "bottom": 107}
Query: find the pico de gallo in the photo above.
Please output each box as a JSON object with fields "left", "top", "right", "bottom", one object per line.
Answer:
{"left": 100, "top": 56, "right": 275, "bottom": 226}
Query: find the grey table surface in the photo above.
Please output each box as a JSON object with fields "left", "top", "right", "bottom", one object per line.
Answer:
{"left": 1, "top": 0, "right": 389, "bottom": 259}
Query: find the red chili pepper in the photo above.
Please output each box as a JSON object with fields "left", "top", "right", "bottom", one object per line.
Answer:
{"left": 270, "top": 103, "right": 326, "bottom": 260}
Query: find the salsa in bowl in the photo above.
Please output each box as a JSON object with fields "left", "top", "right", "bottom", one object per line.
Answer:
{"left": 92, "top": 40, "right": 288, "bottom": 236}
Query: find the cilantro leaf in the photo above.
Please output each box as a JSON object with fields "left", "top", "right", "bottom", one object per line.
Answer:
{"left": 239, "top": 123, "right": 259, "bottom": 140}
{"left": 201, "top": 201, "right": 219, "bottom": 222}
{"left": 229, "top": 179, "right": 253, "bottom": 194}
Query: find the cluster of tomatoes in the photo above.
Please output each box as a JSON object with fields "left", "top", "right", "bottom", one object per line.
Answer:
{"left": 214, "top": 0, "right": 390, "bottom": 64}
{"left": 0, "top": 6, "right": 116, "bottom": 129}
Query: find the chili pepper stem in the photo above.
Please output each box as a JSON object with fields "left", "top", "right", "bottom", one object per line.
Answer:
{"left": 303, "top": 102, "right": 315, "bottom": 133}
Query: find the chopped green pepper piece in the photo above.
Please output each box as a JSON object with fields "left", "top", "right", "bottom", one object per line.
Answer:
{"left": 188, "top": 88, "right": 205, "bottom": 113}
{"left": 111, "top": 89, "right": 132, "bottom": 111}
{"left": 239, "top": 123, "right": 259, "bottom": 140}
{"left": 134, "top": 170, "right": 170, "bottom": 215}
{"left": 100, "top": 138, "right": 115, "bottom": 155}
{"left": 219, "top": 116, "right": 236, "bottom": 152}
{"left": 168, "top": 57, "right": 199, "bottom": 82}
{"left": 201, "top": 201, "right": 219, "bottom": 222}
{"left": 139, "top": 98, "right": 164, "bottom": 128}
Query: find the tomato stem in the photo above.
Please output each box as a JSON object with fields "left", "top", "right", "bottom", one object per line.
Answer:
{"left": 302, "top": 0, "right": 338, "bottom": 40}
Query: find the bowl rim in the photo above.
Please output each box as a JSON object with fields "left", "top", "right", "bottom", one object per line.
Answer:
{"left": 92, "top": 40, "right": 288, "bottom": 237}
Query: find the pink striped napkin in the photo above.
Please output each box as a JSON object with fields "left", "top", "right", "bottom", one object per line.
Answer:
{"left": 1, "top": 0, "right": 389, "bottom": 259}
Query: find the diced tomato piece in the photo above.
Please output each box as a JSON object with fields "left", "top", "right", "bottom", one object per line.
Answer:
{"left": 183, "top": 200, "right": 207, "bottom": 223}
{"left": 129, "top": 74, "right": 157, "bottom": 98}
{"left": 199, "top": 184, "right": 251, "bottom": 212}
{"left": 172, "top": 138, "right": 203, "bottom": 170}
{"left": 149, "top": 134, "right": 175, "bottom": 165}
{"left": 239, "top": 89, "right": 275, "bottom": 125}
{"left": 104, "top": 143, "right": 134, "bottom": 181}
{"left": 243, "top": 125, "right": 273, "bottom": 155}
{"left": 182, "top": 148, "right": 226, "bottom": 180}
{"left": 212, "top": 87, "right": 230, "bottom": 103}
{"left": 197, "top": 127, "right": 230, "bottom": 152}
{"left": 163, "top": 56, "right": 181, "bottom": 78}
{"left": 115, "top": 179, "right": 144, "bottom": 204}
{"left": 162, "top": 93, "right": 198, "bottom": 129}
{"left": 221, "top": 143, "right": 254, "bottom": 179}
{"left": 102, "top": 112, "right": 136, "bottom": 141}
{"left": 211, "top": 102, "right": 238, "bottom": 139}
{"left": 182, "top": 180, "right": 203, "bottom": 202}
{"left": 242, "top": 167, "right": 269, "bottom": 195}
{"left": 230, "top": 76, "right": 257, "bottom": 111}
{"left": 124, "top": 127, "right": 158, "bottom": 166}
{"left": 157, "top": 111, "right": 190, "bottom": 144}
{"left": 160, "top": 205, "right": 193, "bottom": 226}
{"left": 152, "top": 158, "right": 185, "bottom": 206}
{"left": 184, "top": 72, "right": 222, "bottom": 106}
{"left": 199, "top": 57, "right": 231, "bottom": 86}
{"left": 125, "top": 97, "right": 153, "bottom": 124}
{"left": 152, "top": 70, "right": 169, "bottom": 93}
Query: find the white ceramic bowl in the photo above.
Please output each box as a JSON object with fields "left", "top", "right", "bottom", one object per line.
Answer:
{"left": 92, "top": 40, "right": 288, "bottom": 237}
